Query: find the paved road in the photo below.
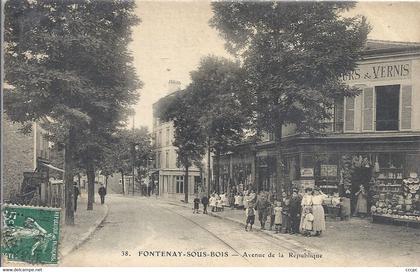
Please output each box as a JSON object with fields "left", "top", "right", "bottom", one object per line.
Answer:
{"left": 60, "top": 195, "right": 325, "bottom": 266}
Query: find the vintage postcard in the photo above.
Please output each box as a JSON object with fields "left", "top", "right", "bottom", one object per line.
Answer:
{"left": 1, "top": 0, "right": 420, "bottom": 270}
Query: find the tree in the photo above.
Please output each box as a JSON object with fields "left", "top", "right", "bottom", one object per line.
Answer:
{"left": 189, "top": 56, "right": 252, "bottom": 194}
{"left": 4, "top": 0, "right": 140, "bottom": 223}
{"left": 158, "top": 90, "right": 206, "bottom": 203}
{"left": 99, "top": 127, "right": 152, "bottom": 195}
{"left": 211, "top": 2, "right": 370, "bottom": 194}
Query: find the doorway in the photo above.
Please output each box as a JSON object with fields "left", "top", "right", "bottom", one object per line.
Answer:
{"left": 350, "top": 167, "right": 372, "bottom": 215}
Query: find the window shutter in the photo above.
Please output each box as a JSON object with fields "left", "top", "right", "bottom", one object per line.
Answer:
{"left": 401, "top": 85, "right": 412, "bottom": 130}
{"left": 345, "top": 96, "right": 355, "bottom": 131}
{"left": 363, "top": 87, "right": 374, "bottom": 131}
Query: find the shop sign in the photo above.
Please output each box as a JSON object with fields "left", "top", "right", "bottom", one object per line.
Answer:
{"left": 342, "top": 60, "right": 411, "bottom": 83}
{"left": 300, "top": 168, "right": 314, "bottom": 177}
{"left": 321, "top": 165, "right": 338, "bottom": 177}
{"left": 1, "top": 204, "right": 61, "bottom": 264}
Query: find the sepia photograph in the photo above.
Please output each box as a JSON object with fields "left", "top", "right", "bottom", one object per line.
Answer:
{"left": 1, "top": 0, "right": 420, "bottom": 270}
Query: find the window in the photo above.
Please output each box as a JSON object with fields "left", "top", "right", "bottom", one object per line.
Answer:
{"left": 158, "top": 131, "right": 162, "bottom": 147}
{"left": 156, "top": 152, "right": 161, "bottom": 168}
{"left": 176, "top": 175, "right": 184, "bottom": 194}
{"left": 375, "top": 85, "right": 399, "bottom": 131}
{"left": 166, "top": 128, "right": 170, "bottom": 146}
{"left": 165, "top": 150, "right": 169, "bottom": 168}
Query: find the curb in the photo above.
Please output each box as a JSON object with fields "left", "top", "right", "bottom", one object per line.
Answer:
{"left": 60, "top": 204, "right": 109, "bottom": 259}
{"left": 163, "top": 199, "right": 320, "bottom": 252}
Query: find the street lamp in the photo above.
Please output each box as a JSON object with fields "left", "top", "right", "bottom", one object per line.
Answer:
{"left": 132, "top": 143, "right": 140, "bottom": 196}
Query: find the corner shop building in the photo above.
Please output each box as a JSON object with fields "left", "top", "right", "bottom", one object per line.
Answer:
{"left": 217, "top": 40, "right": 420, "bottom": 212}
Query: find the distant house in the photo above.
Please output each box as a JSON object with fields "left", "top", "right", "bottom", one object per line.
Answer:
{"left": 152, "top": 80, "right": 209, "bottom": 201}
{"left": 2, "top": 114, "right": 61, "bottom": 204}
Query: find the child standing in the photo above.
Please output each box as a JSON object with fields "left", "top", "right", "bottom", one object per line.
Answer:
{"left": 273, "top": 201, "right": 283, "bottom": 233}
{"left": 245, "top": 204, "right": 256, "bottom": 231}
{"left": 193, "top": 195, "right": 200, "bottom": 214}
{"left": 302, "top": 207, "right": 314, "bottom": 237}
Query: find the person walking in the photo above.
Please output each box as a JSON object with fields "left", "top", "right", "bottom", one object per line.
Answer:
{"left": 193, "top": 195, "right": 200, "bottom": 214}
{"left": 201, "top": 195, "right": 209, "bottom": 214}
{"left": 312, "top": 187, "right": 327, "bottom": 236}
{"left": 289, "top": 190, "right": 302, "bottom": 234}
{"left": 245, "top": 204, "right": 256, "bottom": 232}
{"left": 98, "top": 184, "right": 107, "bottom": 205}
{"left": 255, "top": 193, "right": 270, "bottom": 230}
{"left": 354, "top": 185, "right": 368, "bottom": 217}
{"left": 74, "top": 182, "right": 80, "bottom": 212}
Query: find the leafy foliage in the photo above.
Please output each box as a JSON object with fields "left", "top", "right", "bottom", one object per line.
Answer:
{"left": 211, "top": 2, "right": 370, "bottom": 135}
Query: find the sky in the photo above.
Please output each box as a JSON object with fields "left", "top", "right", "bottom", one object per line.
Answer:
{"left": 129, "top": 1, "right": 420, "bottom": 131}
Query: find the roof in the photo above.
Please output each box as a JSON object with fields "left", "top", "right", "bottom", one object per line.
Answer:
{"left": 362, "top": 39, "right": 420, "bottom": 56}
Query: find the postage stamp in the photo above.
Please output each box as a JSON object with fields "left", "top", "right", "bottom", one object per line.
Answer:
{"left": 1, "top": 204, "right": 61, "bottom": 264}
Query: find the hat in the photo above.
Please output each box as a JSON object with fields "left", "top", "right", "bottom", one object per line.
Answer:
{"left": 313, "top": 186, "right": 321, "bottom": 191}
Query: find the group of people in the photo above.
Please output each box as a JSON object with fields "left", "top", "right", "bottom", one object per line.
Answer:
{"left": 192, "top": 187, "right": 329, "bottom": 237}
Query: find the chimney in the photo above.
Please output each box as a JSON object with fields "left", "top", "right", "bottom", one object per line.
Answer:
{"left": 167, "top": 80, "right": 181, "bottom": 94}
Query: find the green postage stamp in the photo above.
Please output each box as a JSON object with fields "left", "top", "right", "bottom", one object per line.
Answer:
{"left": 1, "top": 204, "right": 61, "bottom": 264}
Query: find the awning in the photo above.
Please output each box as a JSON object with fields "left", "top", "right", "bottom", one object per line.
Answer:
{"left": 40, "top": 162, "right": 64, "bottom": 173}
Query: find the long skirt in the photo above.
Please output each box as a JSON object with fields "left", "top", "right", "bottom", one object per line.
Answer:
{"left": 355, "top": 194, "right": 367, "bottom": 214}
{"left": 312, "top": 205, "right": 326, "bottom": 232}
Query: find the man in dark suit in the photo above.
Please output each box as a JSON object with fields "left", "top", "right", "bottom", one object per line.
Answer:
{"left": 289, "top": 189, "right": 302, "bottom": 234}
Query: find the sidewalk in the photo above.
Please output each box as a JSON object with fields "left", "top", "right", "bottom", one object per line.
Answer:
{"left": 59, "top": 194, "right": 109, "bottom": 259}
{"left": 162, "top": 198, "right": 420, "bottom": 265}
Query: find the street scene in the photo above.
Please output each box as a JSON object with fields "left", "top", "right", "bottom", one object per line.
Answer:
{"left": 2, "top": 0, "right": 420, "bottom": 269}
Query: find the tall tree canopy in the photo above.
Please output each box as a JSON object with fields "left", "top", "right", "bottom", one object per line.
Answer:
{"left": 211, "top": 2, "right": 370, "bottom": 193}
{"left": 4, "top": 0, "right": 141, "bottom": 223}
{"left": 189, "top": 55, "right": 252, "bottom": 193}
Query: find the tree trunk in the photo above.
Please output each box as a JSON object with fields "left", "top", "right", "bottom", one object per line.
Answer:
{"left": 121, "top": 171, "right": 125, "bottom": 194}
{"left": 86, "top": 161, "right": 95, "bottom": 210}
{"left": 214, "top": 149, "right": 220, "bottom": 193}
{"left": 64, "top": 126, "right": 76, "bottom": 225}
{"left": 274, "top": 123, "right": 284, "bottom": 199}
{"left": 207, "top": 141, "right": 211, "bottom": 197}
{"left": 184, "top": 164, "right": 189, "bottom": 203}
{"left": 105, "top": 175, "right": 109, "bottom": 189}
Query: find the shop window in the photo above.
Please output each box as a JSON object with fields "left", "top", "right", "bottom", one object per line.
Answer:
{"left": 375, "top": 85, "right": 399, "bottom": 131}
{"left": 176, "top": 175, "right": 184, "bottom": 194}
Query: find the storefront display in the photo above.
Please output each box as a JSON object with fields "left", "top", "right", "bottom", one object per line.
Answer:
{"left": 370, "top": 173, "right": 420, "bottom": 227}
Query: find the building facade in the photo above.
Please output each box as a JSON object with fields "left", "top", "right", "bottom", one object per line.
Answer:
{"left": 152, "top": 81, "right": 204, "bottom": 201}
{"left": 217, "top": 40, "right": 420, "bottom": 216}
{"left": 3, "top": 115, "right": 52, "bottom": 202}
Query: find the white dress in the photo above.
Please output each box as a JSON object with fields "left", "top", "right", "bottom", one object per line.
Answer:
{"left": 312, "top": 194, "right": 326, "bottom": 232}
{"left": 299, "top": 194, "right": 313, "bottom": 231}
